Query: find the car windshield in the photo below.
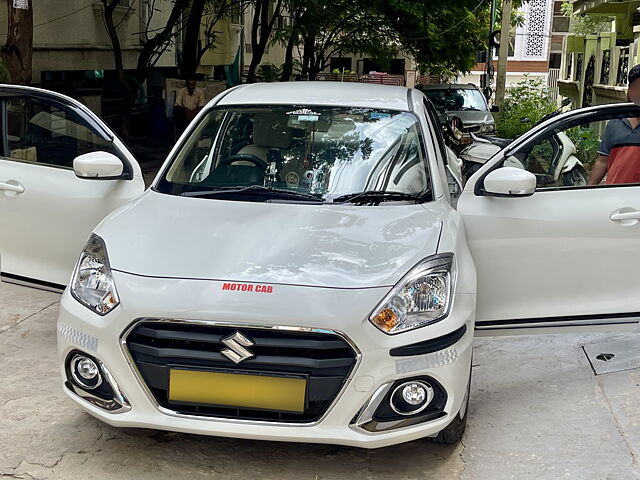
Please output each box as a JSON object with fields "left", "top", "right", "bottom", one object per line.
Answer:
{"left": 424, "top": 88, "right": 488, "bottom": 112}
{"left": 156, "top": 105, "right": 431, "bottom": 203}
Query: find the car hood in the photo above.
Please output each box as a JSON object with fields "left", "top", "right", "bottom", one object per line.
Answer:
{"left": 96, "top": 191, "right": 443, "bottom": 289}
{"left": 450, "top": 110, "right": 494, "bottom": 127}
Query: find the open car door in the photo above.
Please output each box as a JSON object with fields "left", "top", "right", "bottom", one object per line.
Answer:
{"left": 0, "top": 85, "right": 145, "bottom": 290}
{"left": 459, "top": 103, "right": 640, "bottom": 335}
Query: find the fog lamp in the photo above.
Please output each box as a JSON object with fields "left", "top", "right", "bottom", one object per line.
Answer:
{"left": 390, "top": 380, "right": 434, "bottom": 415}
{"left": 70, "top": 354, "right": 102, "bottom": 390}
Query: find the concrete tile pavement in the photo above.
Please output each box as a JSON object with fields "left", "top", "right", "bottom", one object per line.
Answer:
{"left": 0, "top": 280, "right": 639, "bottom": 479}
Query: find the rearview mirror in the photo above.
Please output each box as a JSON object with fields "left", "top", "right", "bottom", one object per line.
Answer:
{"left": 73, "top": 151, "right": 124, "bottom": 179}
{"left": 483, "top": 167, "right": 536, "bottom": 197}
{"left": 490, "top": 105, "right": 500, "bottom": 113}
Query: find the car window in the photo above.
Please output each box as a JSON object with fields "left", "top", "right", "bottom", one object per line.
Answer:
{"left": 158, "top": 105, "right": 431, "bottom": 202}
{"left": 5, "top": 98, "right": 117, "bottom": 169}
{"left": 497, "top": 107, "right": 640, "bottom": 190}
{"left": 424, "top": 88, "right": 488, "bottom": 112}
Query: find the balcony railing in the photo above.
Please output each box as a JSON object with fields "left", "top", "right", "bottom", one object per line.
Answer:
{"left": 600, "top": 49, "right": 610, "bottom": 85}
{"left": 616, "top": 47, "right": 629, "bottom": 87}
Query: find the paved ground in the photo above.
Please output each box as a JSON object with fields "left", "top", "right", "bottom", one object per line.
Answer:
{"left": 1, "top": 281, "right": 640, "bottom": 480}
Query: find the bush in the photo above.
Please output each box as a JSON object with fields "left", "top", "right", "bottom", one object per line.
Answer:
{"left": 565, "top": 126, "right": 601, "bottom": 169}
{"left": 496, "top": 77, "right": 557, "bottom": 139}
{"left": 259, "top": 63, "right": 282, "bottom": 82}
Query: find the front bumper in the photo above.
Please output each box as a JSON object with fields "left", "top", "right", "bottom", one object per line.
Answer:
{"left": 57, "top": 271, "right": 475, "bottom": 448}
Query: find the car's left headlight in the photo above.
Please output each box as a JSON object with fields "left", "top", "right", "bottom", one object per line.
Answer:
{"left": 480, "top": 123, "right": 496, "bottom": 133}
{"left": 70, "top": 234, "right": 120, "bottom": 316}
{"left": 369, "top": 254, "right": 455, "bottom": 334}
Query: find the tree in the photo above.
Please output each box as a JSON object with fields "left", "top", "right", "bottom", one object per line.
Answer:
{"left": 136, "top": 0, "right": 191, "bottom": 82}
{"left": 101, "top": 0, "right": 189, "bottom": 137}
{"left": 275, "top": 0, "right": 493, "bottom": 82}
{"left": 180, "top": 0, "right": 247, "bottom": 78}
{"left": 2, "top": 0, "right": 33, "bottom": 84}
{"left": 276, "top": 0, "right": 304, "bottom": 81}
{"left": 101, "top": 0, "right": 126, "bottom": 83}
{"left": 275, "top": 0, "right": 399, "bottom": 81}
{"left": 370, "top": 0, "right": 491, "bottom": 74}
{"left": 246, "top": 0, "right": 283, "bottom": 83}
{"left": 102, "top": 0, "right": 191, "bottom": 84}
{"left": 560, "top": 2, "right": 613, "bottom": 35}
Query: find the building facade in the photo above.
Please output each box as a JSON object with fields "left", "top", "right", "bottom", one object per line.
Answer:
{"left": 557, "top": 0, "right": 640, "bottom": 107}
{"left": 460, "top": 0, "right": 556, "bottom": 92}
{"left": 17, "top": 1, "right": 177, "bottom": 84}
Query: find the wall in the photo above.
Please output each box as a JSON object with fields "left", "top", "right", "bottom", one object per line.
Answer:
{"left": 2, "top": 0, "right": 178, "bottom": 81}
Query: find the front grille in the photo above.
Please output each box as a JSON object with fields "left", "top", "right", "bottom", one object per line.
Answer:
{"left": 125, "top": 320, "right": 358, "bottom": 423}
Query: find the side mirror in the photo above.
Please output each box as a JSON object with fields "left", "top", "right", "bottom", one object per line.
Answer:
{"left": 490, "top": 105, "right": 500, "bottom": 113}
{"left": 73, "top": 151, "right": 124, "bottom": 179}
{"left": 483, "top": 166, "right": 536, "bottom": 197}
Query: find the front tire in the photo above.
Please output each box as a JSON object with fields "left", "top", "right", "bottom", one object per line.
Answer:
{"left": 432, "top": 367, "right": 471, "bottom": 445}
{"left": 562, "top": 165, "right": 588, "bottom": 187}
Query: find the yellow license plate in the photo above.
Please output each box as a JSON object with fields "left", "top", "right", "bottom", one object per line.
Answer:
{"left": 168, "top": 369, "right": 307, "bottom": 413}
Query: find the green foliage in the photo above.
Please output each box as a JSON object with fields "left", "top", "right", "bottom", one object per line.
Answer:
{"left": 275, "top": 0, "right": 493, "bottom": 78}
{"left": 496, "top": 77, "right": 557, "bottom": 139}
{"left": 565, "top": 126, "right": 601, "bottom": 167}
{"left": 374, "top": 0, "right": 491, "bottom": 73}
{"left": 511, "top": 10, "right": 526, "bottom": 28}
{"left": 560, "top": 2, "right": 613, "bottom": 35}
{"left": 0, "top": 61, "right": 10, "bottom": 83}
{"left": 259, "top": 63, "right": 282, "bottom": 82}
{"left": 260, "top": 60, "right": 302, "bottom": 82}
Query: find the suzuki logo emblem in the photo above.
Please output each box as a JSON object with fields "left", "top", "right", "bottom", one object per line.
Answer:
{"left": 221, "top": 331, "right": 255, "bottom": 364}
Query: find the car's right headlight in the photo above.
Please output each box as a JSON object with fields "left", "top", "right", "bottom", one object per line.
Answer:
{"left": 369, "top": 254, "right": 456, "bottom": 334}
{"left": 480, "top": 123, "right": 496, "bottom": 133}
{"left": 70, "top": 234, "right": 120, "bottom": 316}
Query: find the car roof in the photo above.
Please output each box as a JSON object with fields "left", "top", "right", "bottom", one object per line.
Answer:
{"left": 419, "top": 84, "right": 479, "bottom": 91}
{"left": 217, "top": 81, "right": 412, "bottom": 111}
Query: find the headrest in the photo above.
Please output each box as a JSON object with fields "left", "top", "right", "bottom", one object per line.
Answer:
{"left": 252, "top": 113, "right": 291, "bottom": 148}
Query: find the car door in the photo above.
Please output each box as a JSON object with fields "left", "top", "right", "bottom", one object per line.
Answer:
{"left": 0, "top": 86, "right": 145, "bottom": 289}
{"left": 459, "top": 103, "right": 640, "bottom": 334}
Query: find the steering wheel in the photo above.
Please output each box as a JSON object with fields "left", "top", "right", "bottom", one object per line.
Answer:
{"left": 218, "top": 153, "right": 268, "bottom": 171}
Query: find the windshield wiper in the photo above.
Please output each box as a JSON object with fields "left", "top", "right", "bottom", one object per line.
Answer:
{"left": 181, "top": 185, "right": 324, "bottom": 202}
{"left": 332, "top": 190, "right": 426, "bottom": 204}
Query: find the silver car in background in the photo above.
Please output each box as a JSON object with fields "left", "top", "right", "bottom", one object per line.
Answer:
{"left": 418, "top": 84, "right": 496, "bottom": 135}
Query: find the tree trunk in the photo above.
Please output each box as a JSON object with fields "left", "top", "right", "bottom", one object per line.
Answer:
{"left": 180, "top": 0, "right": 207, "bottom": 77}
{"left": 245, "top": 0, "right": 264, "bottom": 83}
{"left": 301, "top": 35, "right": 314, "bottom": 79}
{"left": 309, "top": 53, "right": 324, "bottom": 81}
{"left": 246, "top": 0, "right": 282, "bottom": 83}
{"left": 101, "top": 0, "right": 125, "bottom": 83}
{"left": 101, "top": 0, "right": 132, "bottom": 138}
{"left": 280, "top": 32, "right": 297, "bottom": 81}
{"left": 2, "top": 0, "right": 33, "bottom": 84}
{"left": 135, "top": 0, "right": 190, "bottom": 83}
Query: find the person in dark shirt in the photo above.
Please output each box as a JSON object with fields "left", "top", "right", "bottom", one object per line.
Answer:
{"left": 589, "top": 65, "right": 640, "bottom": 185}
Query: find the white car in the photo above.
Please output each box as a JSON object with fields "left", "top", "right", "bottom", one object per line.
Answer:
{"left": 1, "top": 83, "right": 637, "bottom": 449}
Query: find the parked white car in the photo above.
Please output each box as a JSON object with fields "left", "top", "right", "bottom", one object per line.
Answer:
{"left": 1, "top": 83, "right": 638, "bottom": 449}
